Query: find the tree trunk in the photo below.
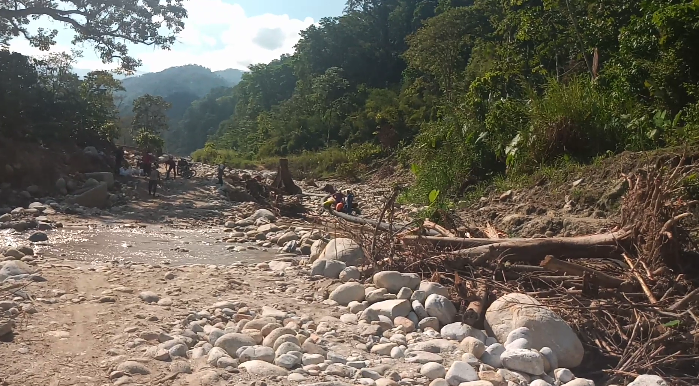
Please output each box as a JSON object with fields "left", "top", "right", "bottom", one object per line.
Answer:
{"left": 272, "top": 158, "right": 302, "bottom": 195}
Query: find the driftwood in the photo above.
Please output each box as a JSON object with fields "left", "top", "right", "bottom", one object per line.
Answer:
{"left": 454, "top": 229, "right": 632, "bottom": 265}
{"left": 623, "top": 253, "right": 658, "bottom": 304}
{"left": 540, "top": 255, "right": 629, "bottom": 289}
{"left": 401, "top": 235, "right": 501, "bottom": 248}
{"left": 327, "top": 208, "right": 441, "bottom": 236}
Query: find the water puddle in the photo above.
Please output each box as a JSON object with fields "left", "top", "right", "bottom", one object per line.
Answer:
{"left": 2, "top": 224, "right": 280, "bottom": 266}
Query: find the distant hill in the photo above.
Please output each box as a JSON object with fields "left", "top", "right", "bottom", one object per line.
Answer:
{"left": 214, "top": 68, "right": 245, "bottom": 85}
{"left": 116, "top": 65, "right": 245, "bottom": 116}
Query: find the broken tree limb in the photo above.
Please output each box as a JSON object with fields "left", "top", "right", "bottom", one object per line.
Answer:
{"left": 457, "top": 229, "right": 632, "bottom": 265}
{"left": 669, "top": 287, "right": 699, "bottom": 311}
{"left": 623, "top": 253, "right": 658, "bottom": 304}
{"left": 540, "top": 255, "right": 628, "bottom": 289}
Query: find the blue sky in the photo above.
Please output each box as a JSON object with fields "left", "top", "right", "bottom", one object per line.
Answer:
{"left": 8, "top": 0, "right": 346, "bottom": 73}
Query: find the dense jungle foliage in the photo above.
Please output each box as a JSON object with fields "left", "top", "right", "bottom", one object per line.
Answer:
{"left": 184, "top": 0, "right": 699, "bottom": 202}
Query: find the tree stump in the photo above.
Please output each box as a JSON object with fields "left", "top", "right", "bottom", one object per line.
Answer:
{"left": 272, "top": 158, "right": 302, "bottom": 195}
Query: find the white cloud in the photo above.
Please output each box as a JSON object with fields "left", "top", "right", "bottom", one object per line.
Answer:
{"left": 6, "top": 0, "right": 314, "bottom": 72}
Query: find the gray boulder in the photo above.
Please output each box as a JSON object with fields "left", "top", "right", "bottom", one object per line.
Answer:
{"left": 318, "top": 238, "right": 365, "bottom": 266}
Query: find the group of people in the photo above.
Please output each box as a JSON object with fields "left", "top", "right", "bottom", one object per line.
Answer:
{"left": 324, "top": 190, "right": 356, "bottom": 214}
{"left": 112, "top": 146, "right": 191, "bottom": 198}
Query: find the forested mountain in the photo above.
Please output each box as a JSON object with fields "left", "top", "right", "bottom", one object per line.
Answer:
{"left": 180, "top": 0, "right": 699, "bottom": 201}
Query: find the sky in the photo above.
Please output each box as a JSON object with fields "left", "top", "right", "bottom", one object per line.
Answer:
{"left": 7, "top": 0, "right": 346, "bottom": 74}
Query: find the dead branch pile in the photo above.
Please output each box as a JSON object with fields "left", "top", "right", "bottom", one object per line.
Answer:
{"left": 323, "top": 156, "right": 699, "bottom": 385}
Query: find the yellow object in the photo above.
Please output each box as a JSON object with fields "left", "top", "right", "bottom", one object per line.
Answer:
{"left": 323, "top": 198, "right": 336, "bottom": 208}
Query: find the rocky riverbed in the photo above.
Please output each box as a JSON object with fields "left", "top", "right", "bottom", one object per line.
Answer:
{"left": 1, "top": 164, "right": 669, "bottom": 386}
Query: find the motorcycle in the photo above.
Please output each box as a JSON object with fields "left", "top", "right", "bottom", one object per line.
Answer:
{"left": 180, "top": 164, "right": 196, "bottom": 179}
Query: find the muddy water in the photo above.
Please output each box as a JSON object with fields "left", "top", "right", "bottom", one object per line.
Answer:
{"left": 3, "top": 224, "right": 280, "bottom": 266}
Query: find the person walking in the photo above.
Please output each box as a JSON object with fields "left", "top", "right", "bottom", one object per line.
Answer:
{"left": 148, "top": 164, "right": 161, "bottom": 197}
{"left": 142, "top": 152, "right": 152, "bottom": 177}
{"left": 165, "top": 156, "right": 177, "bottom": 180}
{"left": 114, "top": 146, "right": 124, "bottom": 176}
{"left": 217, "top": 164, "right": 225, "bottom": 185}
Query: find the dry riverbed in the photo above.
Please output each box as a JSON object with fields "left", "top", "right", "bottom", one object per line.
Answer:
{"left": 1, "top": 170, "right": 668, "bottom": 386}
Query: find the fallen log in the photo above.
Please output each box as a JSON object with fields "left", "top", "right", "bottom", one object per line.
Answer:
{"left": 454, "top": 229, "right": 632, "bottom": 265}
{"left": 326, "top": 208, "right": 441, "bottom": 236}
{"left": 401, "top": 235, "right": 499, "bottom": 248}
{"left": 540, "top": 255, "right": 628, "bottom": 289}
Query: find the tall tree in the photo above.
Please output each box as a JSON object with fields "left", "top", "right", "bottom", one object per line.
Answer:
{"left": 131, "top": 94, "right": 171, "bottom": 134}
{"left": 0, "top": 0, "right": 188, "bottom": 72}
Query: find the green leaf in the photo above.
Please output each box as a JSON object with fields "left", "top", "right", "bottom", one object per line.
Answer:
{"left": 410, "top": 163, "right": 420, "bottom": 176}
{"left": 428, "top": 189, "right": 440, "bottom": 204}
{"left": 663, "top": 320, "right": 680, "bottom": 328}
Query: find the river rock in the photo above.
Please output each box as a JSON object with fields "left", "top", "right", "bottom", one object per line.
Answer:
{"left": 425, "top": 294, "right": 456, "bottom": 325}
{"left": 366, "top": 299, "right": 411, "bottom": 319}
{"left": 445, "top": 361, "right": 479, "bottom": 386}
{"left": 311, "top": 259, "right": 346, "bottom": 278}
{"left": 214, "top": 333, "right": 257, "bottom": 356}
{"left": 29, "top": 232, "right": 49, "bottom": 243}
{"left": 258, "top": 223, "right": 280, "bottom": 233}
{"left": 373, "top": 271, "right": 420, "bottom": 293}
{"left": 485, "top": 293, "right": 583, "bottom": 368}
{"left": 421, "top": 362, "right": 447, "bottom": 380}
{"left": 275, "top": 353, "right": 300, "bottom": 369}
{"left": 412, "top": 300, "right": 429, "bottom": 320}
{"left": 393, "top": 316, "right": 415, "bottom": 333}
{"left": 277, "top": 231, "right": 299, "bottom": 246}
{"left": 272, "top": 334, "right": 299, "bottom": 350}
{"left": 318, "top": 238, "right": 365, "bottom": 266}
{"left": 628, "top": 375, "right": 668, "bottom": 386}
{"left": 409, "top": 339, "right": 457, "bottom": 353}
{"left": 441, "top": 322, "right": 478, "bottom": 341}
{"left": 116, "top": 361, "right": 150, "bottom": 375}
{"left": 460, "top": 337, "right": 485, "bottom": 358}
{"left": 276, "top": 341, "right": 302, "bottom": 357}
{"left": 540, "top": 347, "right": 557, "bottom": 372}
{"left": 480, "top": 343, "right": 505, "bottom": 368}
{"left": 263, "top": 327, "right": 296, "bottom": 347}
{"left": 419, "top": 281, "right": 450, "bottom": 298}
{"left": 500, "top": 349, "right": 545, "bottom": 375}
{"left": 71, "top": 182, "right": 109, "bottom": 208}
{"left": 239, "top": 345, "right": 275, "bottom": 363}
{"left": 238, "top": 360, "right": 289, "bottom": 376}
{"left": 138, "top": 291, "right": 160, "bottom": 303}
{"left": 418, "top": 317, "right": 440, "bottom": 331}
{"left": 554, "top": 368, "right": 574, "bottom": 383}
{"left": 339, "top": 266, "right": 360, "bottom": 282}
{"left": 405, "top": 351, "right": 444, "bottom": 364}
{"left": 329, "top": 282, "right": 365, "bottom": 305}
{"left": 0, "top": 261, "right": 33, "bottom": 281}
{"left": 310, "top": 239, "right": 328, "bottom": 262}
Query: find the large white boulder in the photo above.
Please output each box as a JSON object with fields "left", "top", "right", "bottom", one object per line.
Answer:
{"left": 485, "top": 293, "right": 583, "bottom": 368}
{"left": 329, "top": 282, "right": 365, "bottom": 305}
{"left": 318, "top": 238, "right": 365, "bottom": 266}
{"left": 373, "top": 271, "right": 420, "bottom": 293}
